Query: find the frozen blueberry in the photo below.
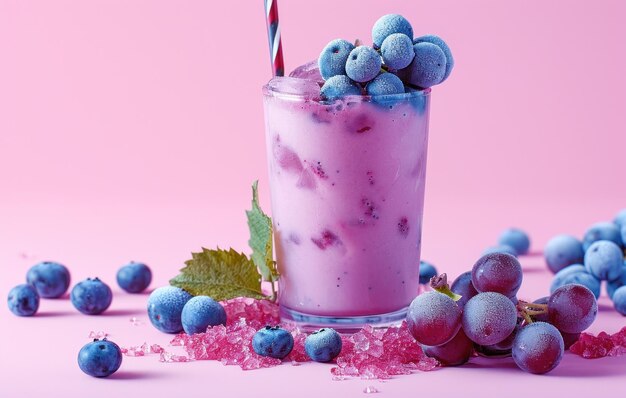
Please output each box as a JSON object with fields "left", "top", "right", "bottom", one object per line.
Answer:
{"left": 70, "top": 278, "right": 113, "bottom": 315}
{"left": 607, "top": 262, "right": 626, "bottom": 299}
{"left": 147, "top": 286, "right": 192, "bottom": 334}
{"left": 418, "top": 260, "right": 438, "bottom": 285}
{"left": 26, "top": 261, "right": 71, "bottom": 298}
{"left": 345, "top": 46, "right": 382, "bottom": 83}
{"left": 413, "top": 35, "right": 454, "bottom": 82}
{"left": 181, "top": 295, "right": 227, "bottom": 335}
{"left": 320, "top": 75, "right": 361, "bottom": 100}
{"left": 613, "top": 286, "right": 626, "bottom": 315}
{"left": 406, "top": 42, "right": 446, "bottom": 88}
{"left": 372, "top": 14, "right": 413, "bottom": 48}
{"left": 366, "top": 72, "right": 405, "bottom": 96}
{"left": 116, "top": 261, "right": 152, "bottom": 293}
{"left": 7, "top": 284, "right": 39, "bottom": 317}
{"left": 584, "top": 240, "right": 623, "bottom": 281}
{"left": 613, "top": 209, "right": 626, "bottom": 229}
{"left": 498, "top": 228, "right": 531, "bottom": 255}
{"left": 550, "top": 264, "right": 601, "bottom": 298}
{"left": 482, "top": 244, "right": 518, "bottom": 257}
{"left": 380, "top": 33, "right": 414, "bottom": 70}
{"left": 582, "top": 221, "right": 623, "bottom": 251}
{"left": 544, "top": 234, "right": 585, "bottom": 274}
{"left": 318, "top": 39, "right": 355, "bottom": 80}
{"left": 551, "top": 267, "right": 601, "bottom": 299}
{"left": 252, "top": 326, "right": 294, "bottom": 359}
{"left": 304, "top": 328, "right": 342, "bottom": 362}
{"left": 77, "top": 339, "right": 123, "bottom": 378}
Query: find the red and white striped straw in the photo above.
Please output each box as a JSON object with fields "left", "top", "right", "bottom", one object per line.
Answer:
{"left": 264, "top": 0, "right": 285, "bottom": 77}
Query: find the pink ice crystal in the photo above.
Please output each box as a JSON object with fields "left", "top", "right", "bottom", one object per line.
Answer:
{"left": 88, "top": 331, "right": 108, "bottom": 340}
{"left": 130, "top": 298, "right": 437, "bottom": 379}
{"left": 330, "top": 322, "right": 439, "bottom": 379}
{"left": 570, "top": 327, "right": 626, "bottom": 358}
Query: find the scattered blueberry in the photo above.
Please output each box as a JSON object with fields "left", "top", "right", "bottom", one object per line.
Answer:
{"left": 584, "top": 240, "right": 623, "bottom": 281}
{"left": 418, "top": 260, "right": 438, "bottom": 285}
{"left": 482, "top": 244, "right": 518, "bottom": 257}
{"left": 181, "top": 296, "right": 227, "bottom": 335}
{"left": 7, "top": 284, "right": 39, "bottom": 317}
{"left": 252, "top": 326, "right": 294, "bottom": 359}
{"left": 304, "top": 328, "right": 342, "bottom": 362}
{"left": 413, "top": 35, "right": 454, "bottom": 82}
{"left": 544, "top": 234, "right": 585, "bottom": 274}
{"left": 550, "top": 264, "right": 601, "bottom": 298}
{"left": 607, "top": 262, "right": 626, "bottom": 299}
{"left": 613, "top": 286, "right": 626, "bottom": 315}
{"left": 26, "top": 261, "right": 71, "bottom": 298}
{"left": 147, "top": 286, "right": 192, "bottom": 333}
{"left": 70, "top": 278, "right": 113, "bottom": 315}
{"left": 582, "top": 221, "right": 623, "bottom": 250}
{"left": 406, "top": 42, "right": 446, "bottom": 88}
{"left": 614, "top": 209, "right": 626, "bottom": 229}
{"left": 345, "top": 46, "right": 382, "bottom": 83}
{"left": 320, "top": 75, "right": 361, "bottom": 100}
{"left": 498, "top": 228, "right": 530, "bottom": 255}
{"left": 371, "top": 14, "right": 413, "bottom": 48}
{"left": 380, "top": 33, "right": 414, "bottom": 70}
{"left": 318, "top": 39, "right": 356, "bottom": 80}
{"left": 366, "top": 72, "right": 405, "bottom": 96}
{"left": 552, "top": 267, "right": 601, "bottom": 299}
{"left": 116, "top": 261, "right": 152, "bottom": 293}
{"left": 77, "top": 339, "right": 123, "bottom": 378}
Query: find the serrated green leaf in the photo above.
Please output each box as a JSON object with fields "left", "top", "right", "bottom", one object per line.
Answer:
{"left": 246, "top": 181, "right": 279, "bottom": 283}
{"left": 169, "top": 248, "right": 268, "bottom": 301}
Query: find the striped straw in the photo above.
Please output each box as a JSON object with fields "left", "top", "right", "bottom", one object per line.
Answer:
{"left": 264, "top": 0, "right": 285, "bottom": 77}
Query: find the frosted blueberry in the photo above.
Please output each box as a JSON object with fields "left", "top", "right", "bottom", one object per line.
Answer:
{"left": 26, "top": 261, "right": 71, "bottom": 298}
{"left": 318, "top": 39, "right": 355, "bottom": 80}
{"left": 147, "top": 286, "right": 192, "bottom": 333}
{"left": 181, "top": 295, "right": 227, "bottom": 334}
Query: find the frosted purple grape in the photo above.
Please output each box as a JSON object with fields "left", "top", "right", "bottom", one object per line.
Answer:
{"left": 471, "top": 252, "right": 523, "bottom": 297}
{"left": 422, "top": 329, "right": 473, "bottom": 366}
{"left": 450, "top": 271, "right": 478, "bottom": 308}
{"left": 548, "top": 284, "right": 597, "bottom": 333}
{"left": 512, "top": 322, "right": 564, "bottom": 374}
{"left": 407, "top": 291, "right": 462, "bottom": 346}
{"left": 462, "top": 292, "right": 518, "bottom": 346}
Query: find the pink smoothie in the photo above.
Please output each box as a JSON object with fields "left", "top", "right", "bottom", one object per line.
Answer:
{"left": 263, "top": 76, "right": 430, "bottom": 321}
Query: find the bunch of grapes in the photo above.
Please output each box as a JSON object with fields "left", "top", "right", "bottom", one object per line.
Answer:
{"left": 407, "top": 252, "right": 598, "bottom": 374}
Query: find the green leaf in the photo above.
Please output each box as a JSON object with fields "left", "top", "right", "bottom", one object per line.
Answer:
{"left": 246, "top": 181, "right": 279, "bottom": 283}
{"left": 169, "top": 248, "right": 268, "bottom": 301}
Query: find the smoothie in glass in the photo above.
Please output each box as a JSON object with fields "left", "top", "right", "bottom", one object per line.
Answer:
{"left": 263, "top": 72, "right": 430, "bottom": 329}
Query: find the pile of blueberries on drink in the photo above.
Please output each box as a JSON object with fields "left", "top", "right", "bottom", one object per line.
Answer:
{"left": 318, "top": 14, "right": 454, "bottom": 100}
{"left": 7, "top": 260, "right": 152, "bottom": 377}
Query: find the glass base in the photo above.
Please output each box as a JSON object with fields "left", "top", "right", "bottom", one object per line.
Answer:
{"left": 280, "top": 305, "right": 408, "bottom": 333}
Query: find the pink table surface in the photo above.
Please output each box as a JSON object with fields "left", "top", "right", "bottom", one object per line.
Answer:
{"left": 1, "top": 199, "right": 625, "bottom": 398}
{"left": 2, "top": 0, "right": 626, "bottom": 396}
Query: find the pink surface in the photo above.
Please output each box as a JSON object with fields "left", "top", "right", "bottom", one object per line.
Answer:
{"left": 1, "top": 0, "right": 626, "bottom": 397}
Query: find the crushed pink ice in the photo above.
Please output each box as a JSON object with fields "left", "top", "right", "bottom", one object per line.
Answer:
{"left": 167, "top": 298, "right": 438, "bottom": 377}
{"left": 330, "top": 322, "right": 439, "bottom": 380}
{"left": 570, "top": 326, "right": 626, "bottom": 359}
{"left": 121, "top": 342, "right": 166, "bottom": 357}
{"left": 88, "top": 331, "right": 108, "bottom": 340}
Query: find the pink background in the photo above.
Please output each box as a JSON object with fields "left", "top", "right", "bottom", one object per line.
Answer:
{"left": 1, "top": 1, "right": 625, "bottom": 397}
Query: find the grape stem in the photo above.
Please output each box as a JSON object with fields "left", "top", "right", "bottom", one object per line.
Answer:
{"left": 517, "top": 300, "right": 548, "bottom": 324}
{"left": 429, "top": 274, "right": 462, "bottom": 301}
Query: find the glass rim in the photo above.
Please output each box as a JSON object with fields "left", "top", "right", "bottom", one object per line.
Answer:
{"left": 263, "top": 81, "right": 431, "bottom": 103}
